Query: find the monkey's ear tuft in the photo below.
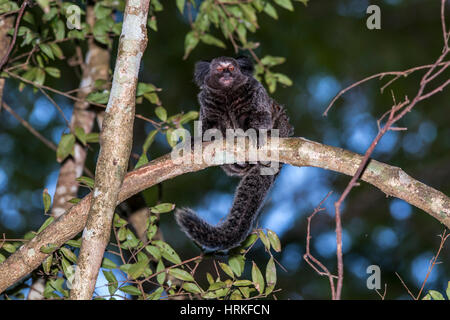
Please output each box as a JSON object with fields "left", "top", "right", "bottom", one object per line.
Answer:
{"left": 194, "top": 61, "right": 210, "bottom": 87}
{"left": 236, "top": 56, "right": 254, "bottom": 76}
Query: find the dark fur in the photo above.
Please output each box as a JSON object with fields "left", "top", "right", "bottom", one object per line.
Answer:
{"left": 175, "top": 56, "right": 294, "bottom": 251}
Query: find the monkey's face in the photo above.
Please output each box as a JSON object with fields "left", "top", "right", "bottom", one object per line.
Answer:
{"left": 207, "top": 58, "right": 247, "bottom": 89}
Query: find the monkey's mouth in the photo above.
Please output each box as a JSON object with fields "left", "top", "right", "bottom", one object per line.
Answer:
{"left": 219, "top": 77, "right": 233, "bottom": 86}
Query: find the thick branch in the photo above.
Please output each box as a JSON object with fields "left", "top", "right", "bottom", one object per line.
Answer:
{"left": 0, "top": 137, "right": 448, "bottom": 294}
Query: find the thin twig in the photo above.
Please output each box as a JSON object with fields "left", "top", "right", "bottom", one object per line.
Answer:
{"left": 0, "top": 0, "right": 29, "bottom": 71}
{"left": 2, "top": 102, "right": 57, "bottom": 151}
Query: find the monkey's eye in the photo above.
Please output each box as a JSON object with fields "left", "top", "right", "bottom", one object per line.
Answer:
{"left": 228, "top": 65, "right": 235, "bottom": 72}
{"left": 217, "top": 66, "right": 224, "bottom": 72}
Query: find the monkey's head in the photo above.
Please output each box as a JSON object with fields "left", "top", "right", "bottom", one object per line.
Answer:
{"left": 194, "top": 56, "right": 254, "bottom": 90}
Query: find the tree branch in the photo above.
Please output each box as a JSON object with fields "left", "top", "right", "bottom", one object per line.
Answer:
{"left": 0, "top": 137, "right": 449, "bottom": 294}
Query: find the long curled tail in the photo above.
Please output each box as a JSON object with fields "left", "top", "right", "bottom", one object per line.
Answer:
{"left": 175, "top": 165, "right": 276, "bottom": 251}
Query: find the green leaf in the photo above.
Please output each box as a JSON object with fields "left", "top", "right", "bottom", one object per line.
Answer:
{"left": 102, "top": 257, "right": 117, "bottom": 269}
{"left": 114, "top": 213, "right": 128, "bottom": 228}
{"left": 137, "top": 82, "right": 158, "bottom": 96}
{"left": 144, "top": 92, "right": 160, "bottom": 105}
{"left": 183, "top": 282, "right": 202, "bottom": 294}
{"left": 86, "top": 133, "right": 100, "bottom": 143}
{"left": 128, "top": 256, "right": 150, "bottom": 279}
{"left": 39, "top": 43, "right": 54, "bottom": 60}
{"left": 183, "top": 31, "right": 199, "bottom": 59}
{"left": 40, "top": 243, "right": 58, "bottom": 254}
{"left": 219, "top": 262, "right": 235, "bottom": 278}
{"left": 274, "top": 0, "right": 294, "bottom": 11}
{"left": 65, "top": 239, "right": 81, "bottom": 248}
{"left": 74, "top": 127, "right": 87, "bottom": 145}
{"left": 241, "top": 233, "right": 258, "bottom": 248}
{"left": 261, "top": 55, "right": 286, "bottom": 67}
{"left": 42, "top": 255, "right": 52, "bottom": 274}
{"left": 169, "top": 268, "right": 195, "bottom": 282}
{"left": 152, "top": 0, "right": 164, "bottom": 11}
{"left": 120, "top": 285, "right": 142, "bottom": 296}
{"left": 239, "top": 286, "right": 250, "bottom": 298}
{"left": 206, "top": 272, "right": 214, "bottom": 285}
{"left": 230, "top": 289, "right": 243, "bottom": 300}
{"left": 233, "top": 279, "right": 253, "bottom": 286}
{"left": 153, "top": 240, "right": 182, "bottom": 264}
{"left": 86, "top": 91, "right": 109, "bottom": 104}
{"left": 44, "top": 67, "right": 61, "bottom": 78}
{"left": 148, "top": 286, "right": 164, "bottom": 300}
{"left": 155, "top": 106, "right": 167, "bottom": 121}
{"left": 0, "top": 253, "right": 5, "bottom": 263}
{"left": 59, "top": 247, "right": 77, "bottom": 264}
{"left": 265, "top": 71, "right": 277, "bottom": 93}
{"left": 265, "top": 257, "right": 277, "bottom": 294}
{"left": 258, "top": 229, "right": 270, "bottom": 251}
{"left": 166, "top": 128, "right": 179, "bottom": 148}
{"left": 267, "top": 229, "right": 281, "bottom": 252}
{"left": 422, "top": 293, "right": 431, "bottom": 300}
{"left": 150, "top": 203, "right": 175, "bottom": 214}
{"left": 52, "top": 19, "right": 65, "bottom": 40}
{"left": 145, "top": 245, "right": 161, "bottom": 261}
{"left": 42, "top": 189, "right": 52, "bottom": 214}
{"left": 446, "top": 281, "right": 450, "bottom": 299}
{"left": 94, "top": 4, "right": 112, "bottom": 20}
{"left": 57, "top": 134, "right": 75, "bottom": 162}
{"left": 429, "top": 290, "right": 445, "bottom": 300}
{"left": 134, "top": 153, "right": 149, "bottom": 169}
{"left": 146, "top": 224, "right": 158, "bottom": 241}
{"left": 103, "top": 270, "right": 118, "bottom": 295}
{"left": 76, "top": 176, "right": 95, "bottom": 189}
{"left": 176, "top": 0, "right": 185, "bottom": 14}
{"left": 200, "top": 34, "right": 226, "bottom": 48}
{"left": 236, "top": 24, "right": 247, "bottom": 44}
{"left": 202, "top": 291, "right": 217, "bottom": 299}
{"left": 274, "top": 73, "right": 293, "bottom": 86}
{"left": 121, "top": 229, "right": 140, "bottom": 249}
{"left": 49, "top": 43, "right": 64, "bottom": 59}
{"left": 36, "top": 0, "right": 51, "bottom": 13}
{"left": 228, "top": 255, "right": 245, "bottom": 277}
{"left": 2, "top": 243, "right": 16, "bottom": 253}
{"left": 251, "top": 261, "right": 265, "bottom": 294}
{"left": 263, "top": 3, "right": 278, "bottom": 19}
{"left": 35, "top": 68, "right": 46, "bottom": 86}
{"left": 180, "top": 111, "right": 199, "bottom": 124}
{"left": 23, "top": 12, "right": 35, "bottom": 25}
{"left": 148, "top": 17, "right": 158, "bottom": 31}
{"left": 37, "top": 216, "right": 54, "bottom": 234}
{"left": 208, "top": 281, "right": 226, "bottom": 291}
{"left": 156, "top": 260, "right": 165, "bottom": 285}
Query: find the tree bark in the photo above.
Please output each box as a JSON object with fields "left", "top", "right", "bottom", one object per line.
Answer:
{"left": 69, "top": 0, "right": 150, "bottom": 300}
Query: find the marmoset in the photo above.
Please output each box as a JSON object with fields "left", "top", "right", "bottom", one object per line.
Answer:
{"left": 175, "top": 56, "right": 293, "bottom": 251}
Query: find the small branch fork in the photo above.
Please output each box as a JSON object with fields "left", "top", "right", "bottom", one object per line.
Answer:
{"left": 0, "top": 0, "right": 29, "bottom": 71}
{"left": 316, "top": 0, "right": 450, "bottom": 300}
{"left": 303, "top": 192, "right": 338, "bottom": 300}
{"left": 396, "top": 230, "right": 449, "bottom": 300}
